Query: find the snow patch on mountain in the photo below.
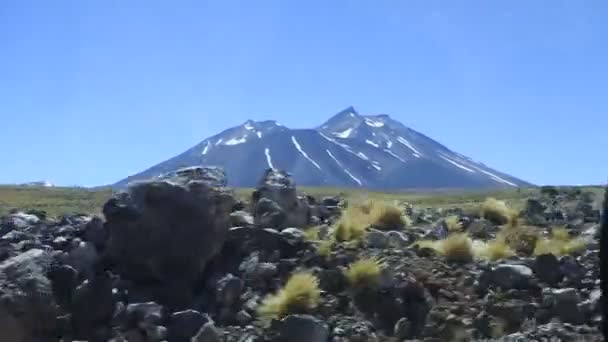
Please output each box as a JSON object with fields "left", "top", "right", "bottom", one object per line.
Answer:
{"left": 326, "top": 149, "right": 362, "bottom": 186}
{"left": 333, "top": 127, "right": 354, "bottom": 138}
{"left": 365, "top": 140, "right": 379, "bottom": 148}
{"left": 202, "top": 142, "right": 211, "bottom": 155}
{"left": 472, "top": 166, "right": 517, "bottom": 187}
{"left": 225, "top": 137, "right": 247, "bottom": 146}
{"left": 357, "top": 152, "right": 369, "bottom": 160}
{"left": 384, "top": 149, "right": 406, "bottom": 162}
{"left": 365, "top": 118, "right": 384, "bottom": 127}
{"left": 257, "top": 132, "right": 262, "bottom": 138}
{"left": 440, "top": 155, "right": 476, "bottom": 173}
{"left": 291, "top": 136, "right": 322, "bottom": 170}
{"left": 397, "top": 137, "right": 423, "bottom": 156}
{"left": 264, "top": 148, "right": 274, "bottom": 169}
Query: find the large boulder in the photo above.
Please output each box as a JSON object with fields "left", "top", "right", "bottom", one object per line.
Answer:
{"left": 252, "top": 169, "right": 311, "bottom": 229}
{"left": 0, "top": 249, "right": 59, "bottom": 342}
{"left": 103, "top": 166, "right": 235, "bottom": 307}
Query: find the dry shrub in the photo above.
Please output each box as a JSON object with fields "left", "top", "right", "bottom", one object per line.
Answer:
{"left": 334, "top": 206, "right": 368, "bottom": 242}
{"left": 474, "top": 238, "right": 515, "bottom": 261}
{"left": 369, "top": 202, "right": 406, "bottom": 230}
{"left": 481, "top": 198, "right": 511, "bottom": 225}
{"left": 534, "top": 227, "right": 587, "bottom": 256}
{"left": 416, "top": 233, "right": 474, "bottom": 263}
{"left": 497, "top": 225, "right": 539, "bottom": 256}
{"left": 257, "top": 272, "right": 321, "bottom": 320}
{"left": 345, "top": 257, "right": 384, "bottom": 289}
{"left": 444, "top": 215, "right": 463, "bottom": 232}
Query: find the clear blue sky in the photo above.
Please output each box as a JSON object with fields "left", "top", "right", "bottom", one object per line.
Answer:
{"left": 1, "top": 0, "right": 606, "bottom": 186}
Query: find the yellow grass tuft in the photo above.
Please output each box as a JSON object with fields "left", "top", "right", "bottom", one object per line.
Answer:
{"left": 334, "top": 206, "right": 368, "bottom": 242}
{"left": 533, "top": 228, "right": 587, "bottom": 256}
{"left": 416, "top": 233, "right": 474, "bottom": 262}
{"left": 303, "top": 227, "right": 320, "bottom": 241}
{"left": 444, "top": 215, "right": 463, "bottom": 232}
{"left": 497, "top": 225, "right": 539, "bottom": 256}
{"left": 345, "top": 257, "right": 384, "bottom": 289}
{"left": 440, "top": 232, "right": 475, "bottom": 262}
{"left": 474, "top": 238, "right": 515, "bottom": 261}
{"left": 481, "top": 198, "right": 511, "bottom": 225}
{"left": 317, "top": 239, "right": 333, "bottom": 258}
{"left": 369, "top": 202, "right": 406, "bottom": 230}
{"left": 257, "top": 272, "right": 321, "bottom": 320}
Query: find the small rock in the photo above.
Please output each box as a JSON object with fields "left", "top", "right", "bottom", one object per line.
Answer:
{"left": 216, "top": 274, "right": 244, "bottom": 307}
{"left": 386, "top": 231, "right": 409, "bottom": 248}
{"left": 280, "top": 315, "right": 329, "bottom": 342}
{"left": 191, "top": 321, "right": 222, "bottom": 342}
{"left": 394, "top": 317, "right": 412, "bottom": 340}
{"left": 230, "top": 211, "right": 254, "bottom": 227}
{"left": 484, "top": 264, "right": 533, "bottom": 290}
{"left": 168, "top": 310, "right": 207, "bottom": 342}
{"left": 534, "top": 254, "right": 563, "bottom": 286}
{"left": 125, "top": 302, "right": 164, "bottom": 328}
{"left": 366, "top": 229, "right": 388, "bottom": 249}
{"left": 235, "top": 310, "right": 252, "bottom": 325}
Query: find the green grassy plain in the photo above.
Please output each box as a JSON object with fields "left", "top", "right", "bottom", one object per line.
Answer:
{"left": 0, "top": 184, "right": 602, "bottom": 218}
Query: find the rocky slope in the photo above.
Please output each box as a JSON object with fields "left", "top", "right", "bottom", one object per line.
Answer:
{"left": 114, "top": 107, "right": 530, "bottom": 189}
{"left": 1, "top": 167, "right": 602, "bottom": 342}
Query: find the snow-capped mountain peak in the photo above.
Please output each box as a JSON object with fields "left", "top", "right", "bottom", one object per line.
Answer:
{"left": 115, "top": 107, "right": 531, "bottom": 189}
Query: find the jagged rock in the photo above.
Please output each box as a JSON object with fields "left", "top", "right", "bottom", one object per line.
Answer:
{"left": 486, "top": 299, "right": 536, "bottom": 333}
{"left": 103, "top": 167, "right": 235, "bottom": 307}
{"left": 230, "top": 211, "right": 254, "bottom": 227}
{"left": 534, "top": 254, "right": 564, "bottom": 286}
{"left": 393, "top": 317, "right": 412, "bottom": 340}
{"left": 366, "top": 229, "right": 389, "bottom": 249}
{"left": 216, "top": 274, "right": 244, "bottom": 308}
{"left": 280, "top": 315, "right": 329, "bottom": 342}
{"left": 467, "top": 219, "right": 497, "bottom": 239}
{"left": 168, "top": 310, "right": 208, "bottom": 342}
{"left": 125, "top": 302, "right": 165, "bottom": 328}
{"left": 252, "top": 169, "right": 311, "bottom": 229}
{"left": 65, "top": 240, "right": 98, "bottom": 277}
{"left": 83, "top": 216, "right": 108, "bottom": 250}
{"left": 70, "top": 272, "right": 115, "bottom": 340}
{"left": 48, "top": 264, "right": 79, "bottom": 310}
{"left": 543, "top": 288, "right": 585, "bottom": 324}
{"left": 480, "top": 264, "right": 533, "bottom": 291}
{"left": 1, "top": 212, "right": 40, "bottom": 234}
{"left": 560, "top": 256, "right": 586, "bottom": 285}
{"left": 0, "top": 249, "right": 58, "bottom": 342}
{"left": 331, "top": 316, "right": 378, "bottom": 342}
{"left": 386, "top": 230, "right": 409, "bottom": 248}
{"left": 191, "top": 321, "right": 222, "bottom": 342}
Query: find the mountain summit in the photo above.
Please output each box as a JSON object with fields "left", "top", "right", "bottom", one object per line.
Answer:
{"left": 114, "top": 107, "right": 530, "bottom": 189}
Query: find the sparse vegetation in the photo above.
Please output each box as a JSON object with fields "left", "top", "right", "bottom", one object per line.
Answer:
{"left": 474, "top": 239, "right": 515, "bottom": 261}
{"left": 416, "top": 233, "right": 474, "bottom": 263}
{"left": 444, "top": 215, "right": 463, "bottom": 232}
{"left": 369, "top": 202, "right": 407, "bottom": 230}
{"left": 533, "top": 227, "right": 587, "bottom": 256}
{"left": 0, "top": 185, "right": 112, "bottom": 217}
{"left": 334, "top": 206, "right": 368, "bottom": 242}
{"left": 480, "top": 197, "right": 511, "bottom": 225}
{"left": 345, "top": 257, "right": 384, "bottom": 289}
{"left": 498, "top": 225, "right": 539, "bottom": 255}
{"left": 257, "top": 272, "right": 321, "bottom": 320}
{"left": 317, "top": 239, "right": 333, "bottom": 258}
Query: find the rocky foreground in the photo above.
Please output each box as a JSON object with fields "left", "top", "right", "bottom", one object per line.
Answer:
{"left": 0, "top": 167, "right": 604, "bottom": 342}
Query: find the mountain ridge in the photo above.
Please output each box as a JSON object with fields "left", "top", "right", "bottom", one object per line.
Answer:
{"left": 114, "top": 107, "right": 532, "bottom": 189}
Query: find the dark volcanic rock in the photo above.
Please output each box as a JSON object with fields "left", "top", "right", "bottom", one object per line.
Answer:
{"left": 103, "top": 167, "right": 235, "bottom": 307}
{"left": 0, "top": 249, "right": 58, "bottom": 342}
{"left": 252, "top": 169, "right": 311, "bottom": 229}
